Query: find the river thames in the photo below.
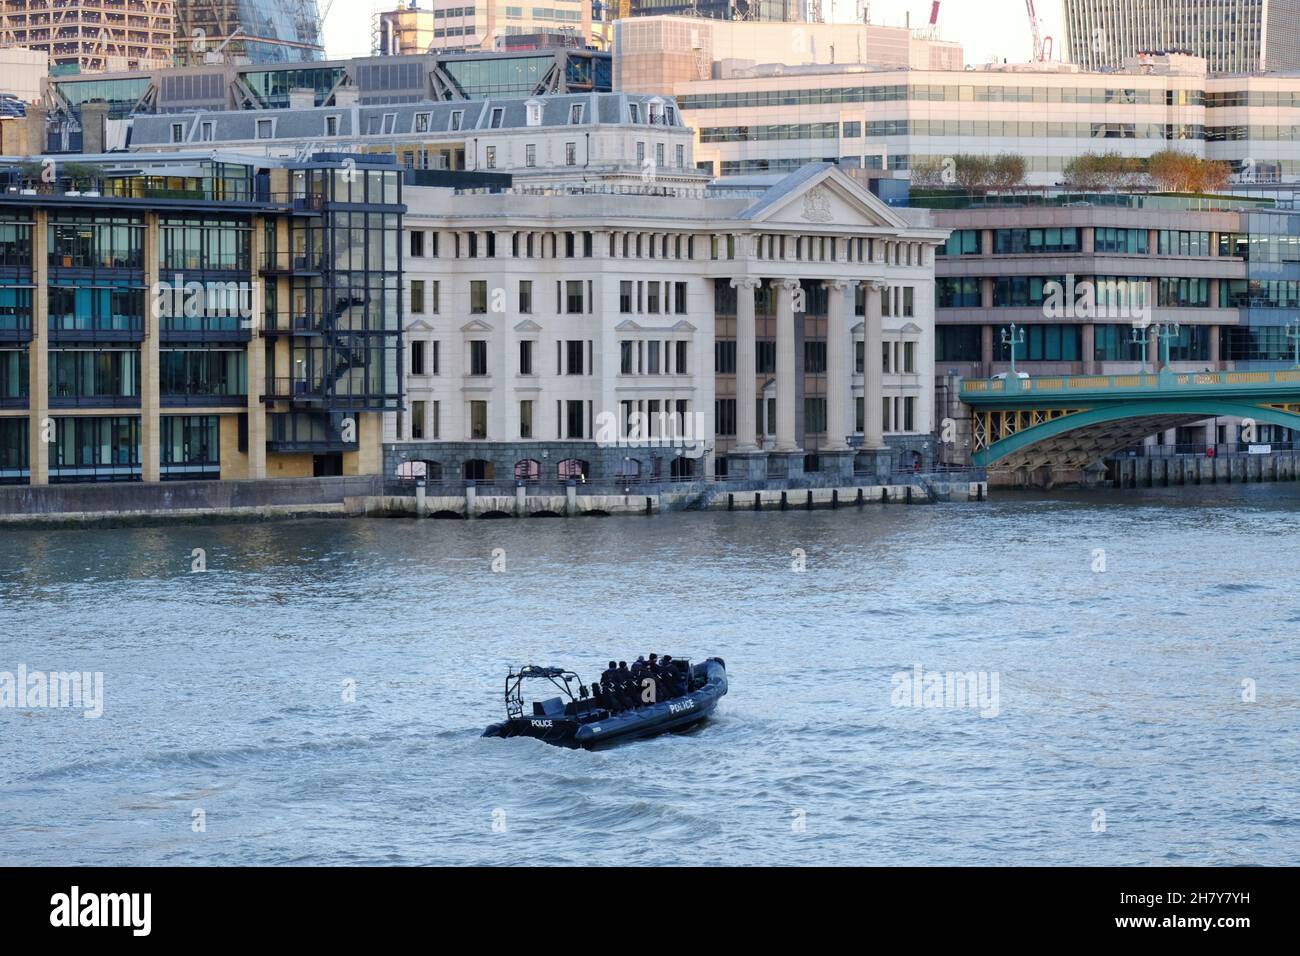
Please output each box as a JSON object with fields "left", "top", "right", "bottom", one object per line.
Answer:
{"left": 2, "top": 485, "right": 1297, "bottom": 866}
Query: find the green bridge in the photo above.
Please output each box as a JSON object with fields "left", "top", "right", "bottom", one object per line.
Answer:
{"left": 960, "top": 369, "right": 1300, "bottom": 471}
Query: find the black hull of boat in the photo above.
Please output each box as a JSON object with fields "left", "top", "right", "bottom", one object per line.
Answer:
{"left": 483, "top": 658, "right": 727, "bottom": 750}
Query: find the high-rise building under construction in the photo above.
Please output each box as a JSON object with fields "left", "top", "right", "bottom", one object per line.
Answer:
{"left": 0, "top": 0, "right": 176, "bottom": 72}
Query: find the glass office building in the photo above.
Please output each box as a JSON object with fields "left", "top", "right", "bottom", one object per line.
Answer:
{"left": 1062, "top": 0, "right": 1300, "bottom": 74}
{"left": 174, "top": 0, "right": 326, "bottom": 66}
{"left": 0, "top": 152, "right": 404, "bottom": 486}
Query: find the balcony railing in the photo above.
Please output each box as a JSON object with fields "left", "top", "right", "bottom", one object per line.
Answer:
{"left": 261, "top": 313, "right": 324, "bottom": 335}
{"left": 259, "top": 251, "right": 325, "bottom": 274}
{"left": 265, "top": 377, "right": 323, "bottom": 400}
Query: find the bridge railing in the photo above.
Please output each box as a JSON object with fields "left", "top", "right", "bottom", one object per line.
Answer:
{"left": 962, "top": 368, "right": 1300, "bottom": 396}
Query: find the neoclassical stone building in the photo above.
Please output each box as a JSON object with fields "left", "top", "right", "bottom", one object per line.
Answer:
{"left": 388, "top": 163, "right": 948, "bottom": 485}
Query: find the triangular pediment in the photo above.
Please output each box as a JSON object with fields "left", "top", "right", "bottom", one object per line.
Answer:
{"left": 514, "top": 319, "right": 542, "bottom": 332}
{"left": 739, "top": 163, "right": 909, "bottom": 232}
{"left": 461, "top": 318, "right": 493, "bottom": 333}
{"left": 406, "top": 318, "right": 435, "bottom": 332}
{"left": 615, "top": 318, "right": 697, "bottom": 333}
{"left": 899, "top": 322, "right": 924, "bottom": 334}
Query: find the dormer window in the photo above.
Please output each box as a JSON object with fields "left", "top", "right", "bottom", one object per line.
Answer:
{"left": 569, "top": 103, "right": 583, "bottom": 125}
{"left": 628, "top": 103, "right": 640, "bottom": 124}
{"left": 414, "top": 112, "right": 430, "bottom": 133}
{"left": 665, "top": 106, "right": 676, "bottom": 126}
{"left": 490, "top": 107, "right": 504, "bottom": 129}
{"left": 525, "top": 100, "right": 542, "bottom": 126}
{"left": 450, "top": 110, "right": 464, "bottom": 131}
{"left": 648, "top": 99, "right": 662, "bottom": 124}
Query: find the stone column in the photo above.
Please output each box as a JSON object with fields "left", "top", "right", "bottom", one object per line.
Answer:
{"left": 141, "top": 212, "right": 160, "bottom": 483}
{"left": 1081, "top": 323, "right": 1096, "bottom": 375}
{"left": 730, "top": 276, "right": 760, "bottom": 452}
{"left": 823, "top": 279, "right": 852, "bottom": 451}
{"left": 863, "top": 280, "right": 887, "bottom": 450}
{"left": 774, "top": 278, "right": 800, "bottom": 453}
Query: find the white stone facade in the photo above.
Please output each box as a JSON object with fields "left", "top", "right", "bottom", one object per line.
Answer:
{"left": 389, "top": 164, "right": 948, "bottom": 482}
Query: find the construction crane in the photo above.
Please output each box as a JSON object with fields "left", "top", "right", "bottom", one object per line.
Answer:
{"left": 1024, "top": 0, "right": 1053, "bottom": 61}
{"left": 920, "top": 0, "right": 941, "bottom": 39}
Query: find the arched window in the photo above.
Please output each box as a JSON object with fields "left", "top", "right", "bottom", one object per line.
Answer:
{"left": 615, "top": 457, "right": 641, "bottom": 480}
{"left": 670, "top": 456, "right": 695, "bottom": 479}
{"left": 463, "top": 459, "right": 494, "bottom": 481}
{"left": 557, "top": 458, "right": 588, "bottom": 480}
{"left": 514, "top": 459, "right": 540, "bottom": 482}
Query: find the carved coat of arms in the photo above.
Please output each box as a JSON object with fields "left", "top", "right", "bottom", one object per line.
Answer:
{"left": 801, "top": 186, "right": 834, "bottom": 223}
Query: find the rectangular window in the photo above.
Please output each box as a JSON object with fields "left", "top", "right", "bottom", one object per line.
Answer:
{"left": 470, "top": 400, "right": 487, "bottom": 439}
{"left": 804, "top": 341, "right": 827, "bottom": 374}
{"left": 647, "top": 341, "right": 661, "bottom": 375}
{"left": 470, "top": 340, "right": 488, "bottom": 376}
{"left": 518, "top": 280, "right": 532, "bottom": 314}
{"left": 566, "top": 340, "right": 584, "bottom": 375}
{"left": 470, "top": 280, "right": 487, "bottom": 314}
{"left": 410, "top": 231, "right": 424, "bottom": 257}
{"left": 519, "top": 400, "right": 533, "bottom": 439}
{"left": 903, "top": 341, "right": 916, "bottom": 373}
{"left": 171, "top": 123, "right": 185, "bottom": 143}
{"left": 256, "top": 119, "right": 273, "bottom": 140}
{"left": 855, "top": 340, "right": 865, "bottom": 373}
{"left": 411, "top": 340, "right": 426, "bottom": 376}
{"left": 715, "top": 398, "right": 736, "bottom": 436}
{"left": 565, "top": 142, "right": 577, "bottom": 166}
{"left": 715, "top": 340, "right": 736, "bottom": 374}
{"left": 485, "top": 146, "right": 497, "bottom": 169}
{"left": 490, "top": 108, "right": 504, "bottom": 128}
{"left": 566, "top": 399, "right": 584, "bottom": 438}
{"left": 565, "top": 280, "right": 584, "bottom": 313}
{"left": 804, "top": 397, "right": 827, "bottom": 433}
{"left": 525, "top": 143, "right": 536, "bottom": 167}
{"left": 410, "top": 280, "right": 425, "bottom": 313}
{"left": 620, "top": 280, "right": 633, "bottom": 313}
{"left": 675, "top": 282, "right": 687, "bottom": 313}
{"left": 674, "top": 341, "right": 688, "bottom": 375}
{"left": 756, "top": 341, "right": 776, "bottom": 374}
{"left": 519, "top": 340, "right": 533, "bottom": 375}
{"left": 411, "top": 401, "right": 425, "bottom": 440}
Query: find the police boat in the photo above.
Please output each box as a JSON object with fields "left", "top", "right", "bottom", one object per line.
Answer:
{"left": 481, "top": 657, "right": 727, "bottom": 749}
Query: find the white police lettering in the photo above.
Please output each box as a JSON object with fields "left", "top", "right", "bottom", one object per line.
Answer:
{"left": 668, "top": 700, "right": 696, "bottom": 714}
{"left": 530, "top": 719, "right": 553, "bottom": 728}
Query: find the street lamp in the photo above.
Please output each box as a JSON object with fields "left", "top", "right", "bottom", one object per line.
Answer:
{"left": 1001, "top": 323, "right": 1026, "bottom": 377}
{"left": 1129, "top": 325, "right": 1151, "bottom": 374}
{"left": 1158, "top": 321, "right": 1182, "bottom": 372}
{"left": 1287, "top": 319, "right": 1300, "bottom": 368}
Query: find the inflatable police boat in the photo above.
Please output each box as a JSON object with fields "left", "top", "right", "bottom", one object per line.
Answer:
{"left": 482, "top": 657, "right": 727, "bottom": 750}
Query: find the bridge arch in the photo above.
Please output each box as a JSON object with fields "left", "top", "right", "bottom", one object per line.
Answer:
{"left": 976, "top": 399, "right": 1300, "bottom": 470}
